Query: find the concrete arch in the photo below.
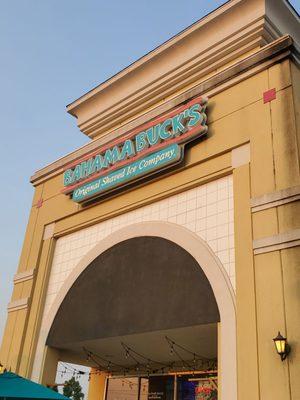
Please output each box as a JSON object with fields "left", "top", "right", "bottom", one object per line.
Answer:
{"left": 34, "top": 221, "right": 237, "bottom": 400}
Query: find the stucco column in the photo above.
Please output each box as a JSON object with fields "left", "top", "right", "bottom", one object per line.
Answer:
{"left": 88, "top": 370, "right": 107, "bottom": 400}
{"left": 233, "top": 164, "right": 259, "bottom": 400}
{"left": 40, "top": 346, "right": 59, "bottom": 386}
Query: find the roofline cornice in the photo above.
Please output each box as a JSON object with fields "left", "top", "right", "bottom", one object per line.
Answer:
{"left": 78, "top": 17, "right": 270, "bottom": 139}
{"left": 66, "top": 0, "right": 238, "bottom": 115}
{"left": 30, "top": 35, "right": 295, "bottom": 186}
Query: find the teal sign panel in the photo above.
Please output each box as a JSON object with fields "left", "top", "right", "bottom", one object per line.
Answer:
{"left": 72, "top": 144, "right": 181, "bottom": 203}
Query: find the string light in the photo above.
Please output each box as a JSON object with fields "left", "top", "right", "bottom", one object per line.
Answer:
{"left": 83, "top": 347, "right": 130, "bottom": 374}
{"left": 164, "top": 336, "right": 217, "bottom": 372}
{"left": 82, "top": 349, "right": 111, "bottom": 372}
{"left": 121, "top": 342, "right": 170, "bottom": 369}
{"left": 75, "top": 339, "right": 217, "bottom": 378}
{"left": 165, "top": 337, "right": 210, "bottom": 361}
{"left": 57, "top": 362, "right": 99, "bottom": 380}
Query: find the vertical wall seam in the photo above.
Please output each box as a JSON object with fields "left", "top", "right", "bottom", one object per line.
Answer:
{"left": 285, "top": 59, "right": 299, "bottom": 399}
{"left": 279, "top": 249, "right": 292, "bottom": 400}
{"left": 274, "top": 198, "right": 290, "bottom": 397}
{"left": 289, "top": 61, "right": 300, "bottom": 179}
{"left": 268, "top": 69, "right": 277, "bottom": 192}
{"left": 248, "top": 163, "right": 261, "bottom": 400}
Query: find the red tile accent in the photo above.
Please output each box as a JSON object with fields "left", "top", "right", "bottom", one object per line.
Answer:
{"left": 36, "top": 198, "right": 43, "bottom": 208}
{"left": 263, "top": 88, "right": 276, "bottom": 103}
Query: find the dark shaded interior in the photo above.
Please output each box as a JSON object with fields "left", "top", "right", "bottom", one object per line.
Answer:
{"left": 47, "top": 236, "right": 220, "bottom": 352}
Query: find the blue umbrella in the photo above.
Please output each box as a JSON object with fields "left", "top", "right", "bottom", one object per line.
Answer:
{"left": 0, "top": 371, "right": 70, "bottom": 399}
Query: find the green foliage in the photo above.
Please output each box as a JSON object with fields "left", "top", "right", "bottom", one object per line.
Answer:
{"left": 63, "top": 377, "right": 84, "bottom": 400}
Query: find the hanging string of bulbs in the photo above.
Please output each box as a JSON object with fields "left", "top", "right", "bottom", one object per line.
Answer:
{"left": 165, "top": 336, "right": 216, "bottom": 372}
{"left": 57, "top": 361, "right": 107, "bottom": 382}
{"left": 165, "top": 336, "right": 209, "bottom": 360}
{"left": 84, "top": 346, "right": 168, "bottom": 377}
{"left": 121, "top": 342, "right": 172, "bottom": 372}
{"left": 118, "top": 378, "right": 148, "bottom": 391}
{"left": 56, "top": 366, "right": 150, "bottom": 393}
{"left": 56, "top": 337, "right": 217, "bottom": 382}
{"left": 83, "top": 347, "right": 131, "bottom": 375}
{"left": 81, "top": 337, "right": 216, "bottom": 377}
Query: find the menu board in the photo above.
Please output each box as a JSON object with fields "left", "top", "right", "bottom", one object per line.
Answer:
{"left": 147, "top": 376, "right": 174, "bottom": 400}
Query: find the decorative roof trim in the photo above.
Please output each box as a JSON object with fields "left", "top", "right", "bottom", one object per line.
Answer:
{"left": 30, "top": 35, "right": 294, "bottom": 186}
{"left": 78, "top": 20, "right": 269, "bottom": 138}
{"left": 66, "top": 0, "right": 241, "bottom": 114}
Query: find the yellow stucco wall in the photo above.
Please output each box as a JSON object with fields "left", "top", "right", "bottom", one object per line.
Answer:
{"left": 1, "top": 48, "right": 299, "bottom": 400}
{"left": 88, "top": 371, "right": 107, "bottom": 400}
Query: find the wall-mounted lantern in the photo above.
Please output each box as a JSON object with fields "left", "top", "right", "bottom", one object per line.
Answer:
{"left": 273, "top": 332, "right": 290, "bottom": 361}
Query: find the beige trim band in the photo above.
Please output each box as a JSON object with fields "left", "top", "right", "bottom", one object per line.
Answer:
{"left": 251, "top": 185, "right": 300, "bottom": 212}
{"left": 7, "top": 298, "right": 29, "bottom": 313}
{"left": 43, "top": 223, "right": 55, "bottom": 240}
{"left": 253, "top": 229, "right": 300, "bottom": 255}
{"left": 231, "top": 143, "right": 250, "bottom": 168}
{"left": 14, "top": 269, "right": 35, "bottom": 284}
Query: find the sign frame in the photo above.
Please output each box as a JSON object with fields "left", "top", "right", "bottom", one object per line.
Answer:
{"left": 62, "top": 96, "right": 208, "bottom": 203}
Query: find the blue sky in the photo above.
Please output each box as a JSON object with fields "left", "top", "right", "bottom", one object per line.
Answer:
{"left": 0, "top": 0, "right": 299, "bottom": 354}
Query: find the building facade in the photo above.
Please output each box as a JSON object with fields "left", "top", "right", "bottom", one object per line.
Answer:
{"left": 1, "top": 1, "right": 300, "bottom": 400}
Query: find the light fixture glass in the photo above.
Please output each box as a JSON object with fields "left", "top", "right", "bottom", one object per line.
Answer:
{"left": 273, "top": 331, "right": 290, "bottom": 361}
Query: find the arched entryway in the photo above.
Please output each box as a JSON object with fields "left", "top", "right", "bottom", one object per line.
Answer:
{"left": 33, "top": 222, "right": 236, "bottom": 400}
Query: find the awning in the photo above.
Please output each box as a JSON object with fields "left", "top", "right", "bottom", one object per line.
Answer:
{"left": 0, "top": 372, "right": 69, "bottom": 400}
